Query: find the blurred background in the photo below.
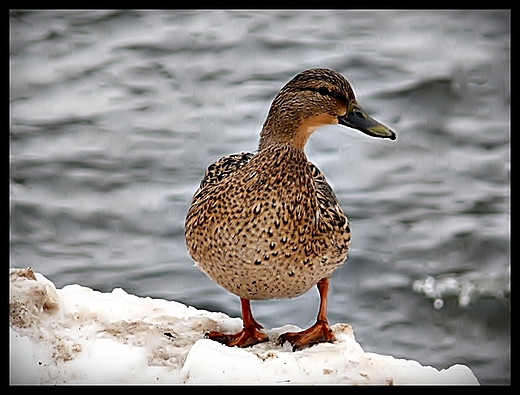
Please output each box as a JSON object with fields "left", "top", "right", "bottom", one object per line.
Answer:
{"left": 10, "top": 10, "right": 509, "bottom": 384}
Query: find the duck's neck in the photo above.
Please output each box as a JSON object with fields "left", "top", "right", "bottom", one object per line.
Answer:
{"left": 259, "top": 111, "right": 316, "bottom": 151}
{"left": 259, "top": 129, "right": 300, "bottom": 152}
{"left": 259, "top": 97, "right": 332, "bottom": 151}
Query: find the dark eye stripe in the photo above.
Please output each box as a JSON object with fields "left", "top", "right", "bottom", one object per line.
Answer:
{"left": 318, "top": 87, "right": 330, "bottom": 95}
{"left": 300, "top": 87, "right": 348, "bottom": 103}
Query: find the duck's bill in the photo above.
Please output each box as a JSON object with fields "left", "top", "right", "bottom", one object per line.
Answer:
{"left": 338, "top": 102, "right": 396, "bottom": 140}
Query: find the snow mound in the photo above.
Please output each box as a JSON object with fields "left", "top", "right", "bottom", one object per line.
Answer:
{"left": 9, "top": 267, "right": 479, "bottom": 385}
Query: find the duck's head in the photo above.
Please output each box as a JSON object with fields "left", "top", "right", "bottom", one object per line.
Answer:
{"left": 259, "top": 68, "right": 396, "bottom": 150}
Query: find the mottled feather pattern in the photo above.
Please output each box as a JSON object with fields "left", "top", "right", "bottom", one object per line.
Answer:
{"left": 309, "top": 162, "right": 350, "bottom": 234}
{"left": 200, "top": 152, "right": 255, "bottom": 189}
{"left": 185, "top": 143, "right": 350, "bottom": 300}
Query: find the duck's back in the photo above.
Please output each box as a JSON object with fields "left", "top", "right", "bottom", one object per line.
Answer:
{"left": 185, "top": 143, "right": 350, "bottom": 300}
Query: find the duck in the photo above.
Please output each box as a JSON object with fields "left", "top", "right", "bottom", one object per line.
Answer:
{"left": 185, "top": 68, "right": 396, "bottom": 350}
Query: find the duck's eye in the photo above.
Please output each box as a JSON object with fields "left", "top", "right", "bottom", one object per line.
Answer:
{"left": 317, "top": 87, "right": 330, "bottom": 96}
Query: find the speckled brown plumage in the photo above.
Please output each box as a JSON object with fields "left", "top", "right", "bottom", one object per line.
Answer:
{"left": 187, "top": 144, "right": 350, "bottom": 300}
{"left": 185, "top": 68, "right": 395, "bottom": 349}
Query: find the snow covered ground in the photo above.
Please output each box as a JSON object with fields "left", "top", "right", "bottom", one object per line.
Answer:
{"left": 9, "top": 267, "right": 479, "bottom": 385}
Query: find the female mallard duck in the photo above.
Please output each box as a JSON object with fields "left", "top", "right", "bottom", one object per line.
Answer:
{"left": 185, "top": 68, "right": 396, "bottom": 350}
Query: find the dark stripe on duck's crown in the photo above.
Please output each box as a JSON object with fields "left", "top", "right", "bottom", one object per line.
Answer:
{"left": 296, "top": 86, "right": 349, "bottom": 104}
{"left": 286, "top": 68, "right": 355, "bottom": 99}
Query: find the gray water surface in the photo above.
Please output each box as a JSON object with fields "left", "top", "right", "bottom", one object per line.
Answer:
{"left": 10, "top": 10, "right": 510, "bottom": 384}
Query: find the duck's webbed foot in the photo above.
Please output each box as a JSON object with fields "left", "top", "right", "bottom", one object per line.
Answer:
{"left": 205, "top": 298, "right": 268, "bottom": 348}
{"left": 279, "top": 278, "right": 335, "bottom": 351}
{"left": 278, "top": 320, "right": 335, "bottom": 351}
{"left": 205, "top": 326, "right": 268, "bottom": 348}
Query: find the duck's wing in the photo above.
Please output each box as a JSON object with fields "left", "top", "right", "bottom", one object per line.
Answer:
{"left": 308, "top": 162, "right": 350, "bottom": 233}
{"left": 199, "top": 152, "right": 255, "bottom": 189}
{"left": 189, "top": 152, "right": 255, "bottom": 206}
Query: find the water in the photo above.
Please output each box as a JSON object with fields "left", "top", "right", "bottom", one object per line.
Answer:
{"left": 10, "top": 10, "right": 510, "bottom": 384}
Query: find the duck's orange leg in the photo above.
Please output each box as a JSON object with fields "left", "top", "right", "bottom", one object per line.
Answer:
{"left": 279, "top": 278, "right": 335, "bottom": 350}
{"left": 205, "top": 298, "right": 269, "bottom": 347}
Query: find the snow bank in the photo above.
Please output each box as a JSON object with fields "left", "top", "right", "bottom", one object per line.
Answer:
{"left": 9, "top": 267, "right": 479, "bottom": 385}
